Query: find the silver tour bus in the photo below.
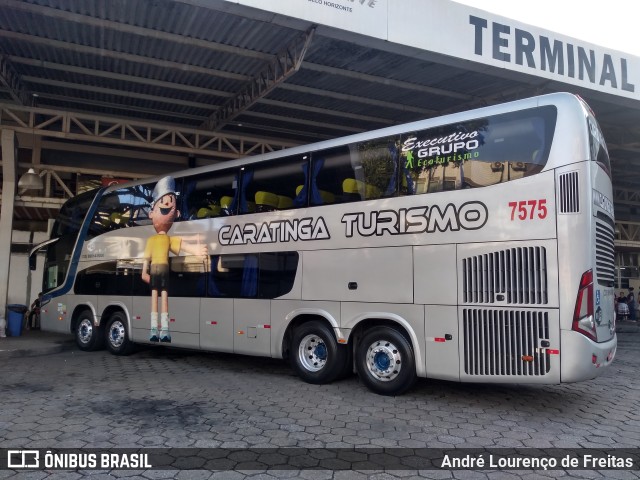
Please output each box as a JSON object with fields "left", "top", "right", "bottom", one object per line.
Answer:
{"left": 31, "top": 92, "right": 616, "bottom": 395}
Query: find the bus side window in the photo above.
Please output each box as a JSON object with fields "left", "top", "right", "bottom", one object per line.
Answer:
{"left": 207, "top": 252, "right": 298, "bottom": 299}
{"left": 169, "top": 255, "right": 208, "bottom": 297}
{"left": 400, "top": 109, "right": 551, "bottom": 193}
{"left": 314, "top": 135, "right": 399, "bottom": 204}
{"left": 241, "top": 155, "right": 307, "bottom": 213}
{"left": 182, "top": 170, "right": 238, "bottom": 219}
{"left": 74, "top": 261, "right": 134, "bottom": 296}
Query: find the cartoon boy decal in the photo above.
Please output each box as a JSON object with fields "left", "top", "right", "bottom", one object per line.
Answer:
{"left": 141, "top": 176, "right": 207, "bottom": 342}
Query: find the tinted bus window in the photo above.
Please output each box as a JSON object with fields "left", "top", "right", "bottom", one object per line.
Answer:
{"left": 242, "top": 155, "right": 308, "bottom": 212}
{"left": 587, "top": 116, "right": 611, "bottom": 175}
{"left": 207, "top": 252, "right": 298, "bottom": 298}
{"left": 169, "top": 255, "right": 208, "bottom": 297}
{"left": 53, "top": 190, "right": 96, "bottom": 237}
{"left": 182, "top": 169, "right": 238, "bottom": 219}
{"left": 89, "top": 183, "right": 154, "bottom": 236}
{"left": 313, "top": 135, "right": 400, "bottom": 204}
{"left": 75, "top": 261, "right": 134, "bottom": 295}
{"left": 401, "top": 106, "right": 556, "bottom": 193}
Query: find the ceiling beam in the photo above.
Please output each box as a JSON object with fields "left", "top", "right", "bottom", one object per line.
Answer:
{"left": 0, "top": 103, "right": 298, "bottom": 157}
{"left": 279, "top": 83, "right": 437, "bottom": 116}
{"left": 239, "top": 110, "right": 364, "bottom": 134}
{"left": 36, "top": 93, "right": 208, "bottom": 123}
{"left": 22, "top": 76, "right": 217, "bottom": 112}
{"left": 0, "top": 54, "right": 30, "bottom": 105}
{"left": 258, "top": 98, "right": 393, "bottom": 126}
{"left": 302, "top": 62, "right": 475, "bottom": 102}
{"left": 223, "top": 120, "right": 335, "bottom": 141}
{"left": 10, "top": 56, "right": 234, "bottom": 99}
{"left": 0, "top": 160, "right": 151, "bottom": 179}
{"left": 203, "top": 26, "right": 316, "bottom": 131}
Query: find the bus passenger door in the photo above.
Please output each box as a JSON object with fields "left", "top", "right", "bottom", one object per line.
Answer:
{"left": 233, "top": 299, "right": 271, "bottom": 356}
{"left": 200, "top": 298, "right": 234, "bottom": 353}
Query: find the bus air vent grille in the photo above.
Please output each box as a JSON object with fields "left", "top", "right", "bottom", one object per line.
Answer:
{"left": 559, "top": 171, "right": 580, "bottom": 213}
{"left": 595, "top": 215, "right": 615, "bottom": 286}
{"left": 463, "top": 309, "right": 551, "bottom": 376}
{"left": 462, "top": 247, "right": 548, "bottom": 304}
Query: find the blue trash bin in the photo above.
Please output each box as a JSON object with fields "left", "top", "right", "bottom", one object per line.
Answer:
{"left": 7, "top": 304, "right": 27, "bottom": 337}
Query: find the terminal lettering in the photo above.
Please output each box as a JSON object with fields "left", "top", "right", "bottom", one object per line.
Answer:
{"left": 469, "top": 15, "right": 635, "bottom": 93}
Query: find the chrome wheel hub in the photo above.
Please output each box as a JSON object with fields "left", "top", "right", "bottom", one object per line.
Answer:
{"left": 298, "top": 334, "right": 327, "bottom": 372}
{"left": 108, "top": 320, "right": 126, "bottom": 348}
{"left": 365, "top": 340, "right": 402, "bottom": 382}
{"left": 78, "top": 318, "right": 93, "bottom": 344}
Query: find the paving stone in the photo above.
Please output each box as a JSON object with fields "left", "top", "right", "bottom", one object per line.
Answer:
{"left": 1, "top": 333, "right": 639, "bottom": 479}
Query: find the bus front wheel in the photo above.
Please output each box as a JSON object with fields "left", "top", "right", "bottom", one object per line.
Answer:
{"left": 75, "top": 310, "right": 103, "bottom": 351}
{"left": 356, "top": 326, "right": 416, "bottom": 396}
{"left": 290, "top": 321, "right": 348, "bottom": 384}
{"left": 105, "top": 312, "right": 134, "bottom": 356}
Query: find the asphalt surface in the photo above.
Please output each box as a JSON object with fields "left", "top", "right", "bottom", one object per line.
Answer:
{"left": 0, "top": 325, "right": 639, "bottom": 479}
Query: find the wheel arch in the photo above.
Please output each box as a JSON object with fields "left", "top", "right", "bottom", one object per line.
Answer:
{"left": 69, "top": 304, "right": 97, "bottom": 335}
{"left": 349, "top": 314, "right": 425, "bottom": 378}
{"left": 280, "top": 309, "right": 345, "bottom": 360}
{"left": 101, "top": 303, "right": 131, "bottom": 331}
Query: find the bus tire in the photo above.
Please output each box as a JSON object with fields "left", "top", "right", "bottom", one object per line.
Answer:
{"left": 75, "top": 310, "right": 103, "bottom": 351}
{"left": 105, "top": 312, "right": 134, "bottom": 356}
{"left": 290, "top": 321, "right": 348, "bottom": 384}
{"left": 356, "top": 326, "right": 416, "bottom": 396}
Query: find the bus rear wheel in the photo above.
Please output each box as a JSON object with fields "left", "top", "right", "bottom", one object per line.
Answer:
{"left": 356, "top": 326, "right": 416, "bottom": 396}
{"left": 75, "top": 310, "right": 103, "bottom": 351}
{"left": 105, "top": 312, "right": 134, "bottom": 356}
{"left": 290, "top": 321, "right": 348, "bottom": 384}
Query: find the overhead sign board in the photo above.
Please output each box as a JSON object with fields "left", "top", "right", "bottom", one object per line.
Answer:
{"left": 388, "top": 0, "right": 637, "bottom": 100}
{"left": 226, "top": 0, "right": 388, "bottom": 38}
{"left": 223, "top": 0, "right": 639, "bottom": 101}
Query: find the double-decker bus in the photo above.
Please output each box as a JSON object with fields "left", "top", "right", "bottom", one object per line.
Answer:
{"left": 30, "top": 92, "right": 616, "bottom": 395}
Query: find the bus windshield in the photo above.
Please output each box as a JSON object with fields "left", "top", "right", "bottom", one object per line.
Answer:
{"left": 42, "top": 190, "right": 97, "bottom": 293}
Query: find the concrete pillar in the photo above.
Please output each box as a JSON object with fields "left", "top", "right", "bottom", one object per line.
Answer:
{"left": 0, "top": 129, "right": 17, "bottom": 320}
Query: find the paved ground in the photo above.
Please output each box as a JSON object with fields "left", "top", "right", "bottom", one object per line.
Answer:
{"left": 0, "top": 325, "right": 639, "bottom": 479}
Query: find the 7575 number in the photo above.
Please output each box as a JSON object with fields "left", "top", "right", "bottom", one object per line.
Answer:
{"left": 509, "top": 199, "right": 547, "bottom": 220}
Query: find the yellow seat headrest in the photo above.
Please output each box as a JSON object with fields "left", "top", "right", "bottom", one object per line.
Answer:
{"left": 220, "top": 196, "right": 234, "bottom": 208}
{"left": 197, "top": 207, "right": 211, "bottom": 218}
{"left": 342, "top": 179, "right": 380, "bottom": 198}
{"left": 255, "top": 191, "right": 279, "bottom": 209}
{"left": 277, "top": 195, "right": 293, "bottom": 209}
{"left": 342, "top": 178, "right": 360, "bottom": 194}
{"left": 197, "top": 204, "right": 221, "bottom": 218}
{"left": 319, "top": 190, "right": 335, "bottom": 203}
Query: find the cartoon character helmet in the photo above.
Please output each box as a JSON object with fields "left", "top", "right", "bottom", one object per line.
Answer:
{"left": 150, "top": 176, "right": 176, "bottom": 209}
